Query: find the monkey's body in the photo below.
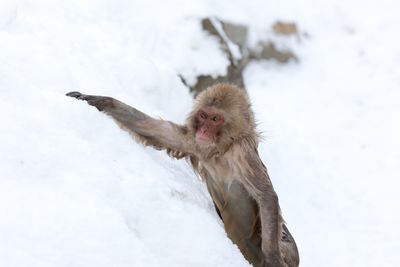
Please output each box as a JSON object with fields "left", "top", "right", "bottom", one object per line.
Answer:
{"left": 201, "top": 145, "right": 298, "bottom": 267}
{"left": 67, "top": 84, "right": 299, "bottom": 267}
{"left": 205, "top": 172, "right": 263, "bottom": 265}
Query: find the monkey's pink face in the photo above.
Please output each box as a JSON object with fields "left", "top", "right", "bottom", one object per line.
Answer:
{"left": 195, "top": 108, "right": 225, "bottom": 146}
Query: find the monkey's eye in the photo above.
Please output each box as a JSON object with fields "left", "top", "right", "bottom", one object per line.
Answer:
{"left": 212, "top": 115, "right": 220, "bottom": 122}
{"left": 200, "top": 112, "right": 207, "bottom": 119}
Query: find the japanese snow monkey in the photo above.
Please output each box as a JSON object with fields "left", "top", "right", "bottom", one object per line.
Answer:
{"left": 67, "top": 83, "right": 299, "bottom": 267}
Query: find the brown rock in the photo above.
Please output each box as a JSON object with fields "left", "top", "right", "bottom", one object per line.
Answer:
{"left": 273, "top": 21, "right": 298, "bottom": 36}
{"left": 251, "top": 42, "right": 298, "bottom": 63}
{"left": 180, "top": 18, "right": 300, "bottom": 96}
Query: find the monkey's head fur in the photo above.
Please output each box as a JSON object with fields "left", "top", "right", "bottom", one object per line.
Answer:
{"left": 187, "top": 83, "right": 259, "bottom": 158}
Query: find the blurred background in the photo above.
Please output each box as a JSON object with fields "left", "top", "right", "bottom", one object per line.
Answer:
{"left": 0, "top": 0, "right": 399, "bottom": 266}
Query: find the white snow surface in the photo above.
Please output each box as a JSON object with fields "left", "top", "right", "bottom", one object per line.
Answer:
{"left": 1, "top": 0, "right": 400, "bottom": 266}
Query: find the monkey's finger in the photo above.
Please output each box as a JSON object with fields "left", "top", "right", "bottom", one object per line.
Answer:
{"left": 66, "top": 92, "right": 96, "bottom": 102}
{"left": 66, "top": 91, "right": 83, "bottom": 98}
{"left": 66, "top": 91, "right": 97, "bottom": 102}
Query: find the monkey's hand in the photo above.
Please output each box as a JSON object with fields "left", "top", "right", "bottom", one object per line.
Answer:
{"left": 66, "top": 91, "right": 115, "bottom": 112}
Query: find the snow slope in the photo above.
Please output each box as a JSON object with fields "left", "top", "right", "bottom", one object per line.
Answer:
{"left": 1, "top": 0, "right": 399, "bottom": 266}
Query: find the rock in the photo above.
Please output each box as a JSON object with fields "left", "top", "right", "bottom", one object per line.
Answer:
{"left": 250, "top": 42, "right": 298, "bottom": 63}
{"left": 180, "top": 18, "right": 300, "bottom": 96}
{"left": 221, "top": 22, "right": 248, "bottom": 50}
{"left": 180, "top": 18, "right": 247, "bottom": 95}
{"left": 273, "top": 21, "right": 298, "bottom": 36}
{"left": 180, "top": 64, "right": 246, "bottom": 97}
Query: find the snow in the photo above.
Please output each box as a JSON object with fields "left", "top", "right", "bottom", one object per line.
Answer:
{"left": 1, "top": 0, "right": 399, "bottom": 266}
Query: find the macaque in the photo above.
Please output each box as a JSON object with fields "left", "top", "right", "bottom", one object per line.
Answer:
{"left": 66, "top": 83, "right": 299, "bottom": 267}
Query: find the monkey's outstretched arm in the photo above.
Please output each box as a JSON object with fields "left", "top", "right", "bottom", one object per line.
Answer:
{"left": 242, "top": 149, "right": 284, "bottom": 267}
{"left": 66, "top": 92, "right": 193, "bottom": 157}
